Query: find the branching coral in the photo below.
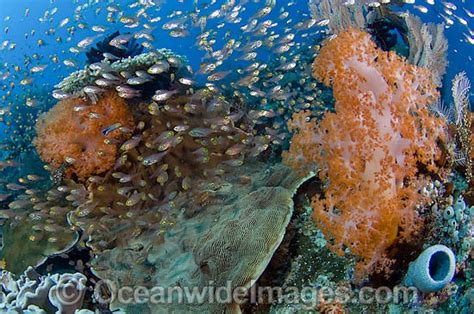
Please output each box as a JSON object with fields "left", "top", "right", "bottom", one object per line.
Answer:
{"left": 451, "top": 72, "right": 472, "bottom": 183}
{"left": 432, "top": 72, "right": 473, "bottom": 182}
{"left": 308, "top": 0, "right": 369, "bottom": 35}
{"left": 33, "top": 91, "right": 135, "bottom": 181}
{"left": 55, "top": 50, "right": 188, "bottom": 98}
{"left": 404, "top": 13, "right": 448, "bottom": 87}
{"left": 283, "top": 28, "right": 448, "bottom": 282}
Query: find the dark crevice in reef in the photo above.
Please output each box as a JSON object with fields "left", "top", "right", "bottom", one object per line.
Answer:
{"left": 241, "top": 176, "right": 321, "bottom": 313}
{"left": 368, "top": 238, "right": 425, "bottom": 288}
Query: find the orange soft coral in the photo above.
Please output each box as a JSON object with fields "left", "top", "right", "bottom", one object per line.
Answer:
{"left": 34, "top": 91, "right": 134, "bottom": 180}
{"left": 283, "top": 29, "right": 447, "bottom": 281}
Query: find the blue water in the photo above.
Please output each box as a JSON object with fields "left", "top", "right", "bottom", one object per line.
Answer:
{"left": 1, "top": 0, "right": 472, "bottom": 98}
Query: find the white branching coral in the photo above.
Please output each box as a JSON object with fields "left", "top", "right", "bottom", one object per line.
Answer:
{"left": 404, "top": 13, "right": 448, "bottom": 87}
{"left": 433, "top": 72, "right": 472, "bottom": 177}
{"left": 451, "top": 72, "right": 472, "bottom": 180}
{"left": 452, "top": 71, "right": 471, "bottom": 126}
{"left": 431, "top": 99, "right": 455, "bottom": 123}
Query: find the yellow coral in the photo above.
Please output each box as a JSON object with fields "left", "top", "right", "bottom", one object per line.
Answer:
{"left": 284, "top": 29, "right": 447, "bottom": 281}
{"left": 34, "top": 91, "right": 134, "bottom": 180}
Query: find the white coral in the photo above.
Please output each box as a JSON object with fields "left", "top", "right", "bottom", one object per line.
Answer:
{"left": 405, "top": 13, "right": 448, "bottom": 87}
{"left": 0, "top": 267, "right": 87, "bottom": 314}
{"left": 308, "top": 0, "right": 369, "bottom": 34}
{"left": 452, "top": 71, "right": 471, "bottom": 126}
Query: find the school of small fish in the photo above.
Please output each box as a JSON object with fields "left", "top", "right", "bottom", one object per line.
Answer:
{"left": 0, "top": 0, "right": 472, "bottom": 105}
{"left": 0, "top": 0, "right": 472, "bottom": 276}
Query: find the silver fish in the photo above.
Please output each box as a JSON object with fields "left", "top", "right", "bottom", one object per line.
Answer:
{"left": 109, "top": 34, "right": 133, "bottom": 49}
{"left": 102, "top": 52, "right": 120, "bottom": 60}
{"left": 77, "top": 35, "right": 99, "bottom": 48}
{"left": 95, "top": 78, "right": 116, "bottom": 87}
{"left": 112, "top": 172, "right": 136, "bottom": 183}
{"left": 126, "top": 192, "right": 145, "bottom": 207}
{"left": 89, "top": 62, "right": 113, "bottom": 72}
{"left": 121, "top": 135, "right": 142, "bottom": 151}
{"left": 92, "top": 25, "right": 107, "bottom": 32}
{"left": 102, "top": 72, "right": 121, "bottom": 80}
{"left": 31, "top": 64, "right": 48, "bottom": 73}
{"left": 63, "top": 59, "right": 77, "bottom": 67}
{"left": 83, "top": 86, "right": 105, "bottom": 94}
{"left": 152, "top": 90, "right": 177, "bottom": 102}
{"left": 207, "top": 70, "right": 231, "bottom": 81}
{"left": 135, "top": 70, "right": 153, "bottom": 80}
{"left": 142, "top": 152, "right": 167, "bottom": 166}
{"left": 6, "top": 183, "right": 26, "bottom": 191}
{"left": 117, "top": 186, "right": 134, "bottom": 196}
{"left": 52, "top": 89, "right": 71, "bottom": 100}
{"left": 127, "top": 76, "right": 150, "bottom": 85}
{"left": 178, "top": 77, "right": 194, "bottom": 85}
{"left": 188, "top": 128, "right": 216, "bottom": 138}
{"left": 147, "top": 61, "right": 170, "bottom": 74}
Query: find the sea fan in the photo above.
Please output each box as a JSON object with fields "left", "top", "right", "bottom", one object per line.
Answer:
{"left": 85, "top": 31, "right": 144, "bottom": 64}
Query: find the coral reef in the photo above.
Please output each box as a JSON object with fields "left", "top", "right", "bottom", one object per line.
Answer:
{"left": 33, "top": 91, "right": 135, "bottom": 181}
{"left": 0, "top": 218, "right": 79, "bottom": 276}
{"left": 0, "top": 266, "right": 87, "bottom": 313}
{"left": 54, "top": 50, "right": 188, "bottom": 99}
{"left": 426, "top": 195, "right": 473, "bottom": 266}
{"left": 261, "top": 193, "right": 353, "bottom": 313}
{"left": 6, "top": 51, "right": 275, "bottom": 280}
{"left": 284, "top": 28, "right": 448, "bottom": 282}
{"left": 85, "top": 31, "right": 144, "bottom": 64}
{"left": 89, "top": 162, "right": 308, "bottom": 313}
{"left": 61, "top": 87, "right": 270, "bottom": 254}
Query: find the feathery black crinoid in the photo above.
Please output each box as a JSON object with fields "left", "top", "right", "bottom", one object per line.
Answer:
{"left": 85, "top": 31, "right": 144, "bottom": 64}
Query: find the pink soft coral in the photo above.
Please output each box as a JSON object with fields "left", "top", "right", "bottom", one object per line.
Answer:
{"left": 283, "top": 29, "right": 447, "bottom": 281}
{"left": 34, "top": 91, "right": 134, "bottom": 180}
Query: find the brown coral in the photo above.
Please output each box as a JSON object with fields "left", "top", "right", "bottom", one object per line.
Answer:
{"left": 88, "top": 162, "right": 306, "bottom": 313}
{"left": 33, "top": 91, "right": 134, "bottom": 180}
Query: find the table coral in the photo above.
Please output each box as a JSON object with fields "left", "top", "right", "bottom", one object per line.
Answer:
{"left": 88, "top": 162, "right": 308, "bottom": 313}
{"left": 283, "top": 28, "right": 448, "bottom": 282}
{"left": 33, "top": 91, "right": 134, "bottom": 181}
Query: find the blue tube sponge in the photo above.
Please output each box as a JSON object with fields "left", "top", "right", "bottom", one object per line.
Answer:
{"left": 404, "top": 244, "right": 456, "bottom": 293}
